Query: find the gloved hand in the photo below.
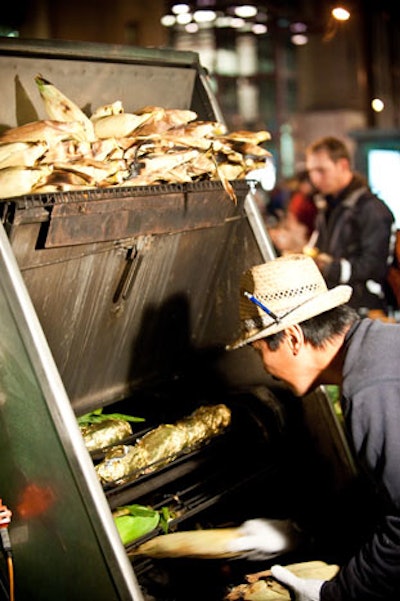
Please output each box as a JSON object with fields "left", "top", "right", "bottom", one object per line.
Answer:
{"left": 270, "top": 564, "right": 324, "bottom": 601}
{"left": 226, "top": 518, "right": 302, "bottom": 560}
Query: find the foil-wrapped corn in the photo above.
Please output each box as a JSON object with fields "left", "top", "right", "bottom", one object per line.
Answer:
{"left": 78, "top": 408, "right": 144, "bottom": 452}
{"left": 96, "top": 403, "right": 231, "bottom": 485}
{"left": 80, "top": 419, "right": 133, "bottom": 452}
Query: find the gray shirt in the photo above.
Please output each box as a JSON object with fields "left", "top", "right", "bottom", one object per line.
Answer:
{"left": 322, "top": 318, "right": 400, "bottom": 600}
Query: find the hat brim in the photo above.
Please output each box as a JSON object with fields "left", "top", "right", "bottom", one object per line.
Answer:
{"left": 226, "top": 284, "right": 352, "bottom": 350}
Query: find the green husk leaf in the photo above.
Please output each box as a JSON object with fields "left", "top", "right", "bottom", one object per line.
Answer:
{"left": 77, "top": 408, "right": 145, "bottom": 426}
{"left": 159, "top": 506, "right": 173, "bottom": 533}
{"left": 106, "top": 412, "right": 145, "bottom": 423}
{"left": 114, "top": 505, "right": 160, "bottom": 545}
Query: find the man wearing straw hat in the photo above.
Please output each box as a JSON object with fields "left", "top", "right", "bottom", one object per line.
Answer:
{"left": 226, "top": 253, "right": 400, "bottom": 600}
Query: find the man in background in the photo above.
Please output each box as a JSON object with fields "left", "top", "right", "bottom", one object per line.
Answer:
{"left": 304, "top": 136, "right": 395, "bottom": 316}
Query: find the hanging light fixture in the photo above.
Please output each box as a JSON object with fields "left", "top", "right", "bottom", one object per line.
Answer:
{"left": 176, "top": 12, "right": 192, "bottom": 24}
{"left": 193, "top": 9, "right": 217, "bottom": 23}
{"left": 161, "top": 1, "right": 269, "bottom": 34}
{"left": 252, "top": 23, "right": 267, "bottom": 35}
{"left": 371, "top": 98, "right": 384, "bottom": 113}
{"left": 161, "top": 14, "right": 176, "bottom": 27}
{"left": 233, "top": 5, "right": 258, "bottom": 19}
{"left": 171, "top": 3, "right": 191, "bottom": 14}
{"left": 323, "top": 2, "right": 352, "bottom": 41}
{"left": 160, "top": 1, "right": 312, "bottom": 44}
{"left": 331, "top": 5, "right": 351, "bottom": 21}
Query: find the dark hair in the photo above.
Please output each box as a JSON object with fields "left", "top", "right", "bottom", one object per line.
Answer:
{"left": 306, "top": 136, "right": 351, "bottom": 164}
{"left": 264, "top": 304, "right": 358, "bottom": 350}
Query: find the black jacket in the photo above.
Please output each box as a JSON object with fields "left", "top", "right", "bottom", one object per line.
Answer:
{"left": 313, "top": 175, "right": 395, "bottom": 312}
{"left": 321, "top": 318, "right": 400, "bottom": 600}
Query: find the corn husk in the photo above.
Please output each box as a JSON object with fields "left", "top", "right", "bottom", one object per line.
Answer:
{"left": 119, "top": 149, "right": 200, "bottom": 187}
{"left": 91, "top": 138, "right": 123, "bottom": 161}
{"left": 131, "top": 527, "right": 243, "bottom": 559}
{"left": 0, "top": 141, "right": 48, "bottom": 169}
{"left": 0, "top": 120, "right": 88, "bottom": 145}
{"left": 39, "top": 140, "right": 92, "bottom": 164}
{"left": 93, "top": 113, "right": 152, "bottom": 139}
{"left": 32, "top": 170, "right": 97, "bottom": 193}
{"left": 35, "top": 74, "right": 96, "bottom": 142}
{"left": 52, "top": 158, "right": 128, "bottom": 185}
{"left": 131, "top": 106, "right": 197, "bottom": 137}
{"left": 90, "top": 100, "right": 124, "bottom": 121}
{"left": 225, "top": 561, "right": 340, "bottom": 601}
{"left": 182, "top": 120, "right": 227, "bottom": 137}
{"left": 0, "top": 165, "right": 53, "bottom": 199}
{"left": 220, "top": 130, "right": 271, "bottom": 145}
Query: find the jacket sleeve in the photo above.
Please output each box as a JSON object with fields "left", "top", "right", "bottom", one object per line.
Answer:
{"left": 321, "top": 515, "right": 400, "bottom": 600}
{"left": 321, "top": 381, "right": 400, "bottom": 600}
{"left": 323, "top": 195, "right": 394, "bottom": 287}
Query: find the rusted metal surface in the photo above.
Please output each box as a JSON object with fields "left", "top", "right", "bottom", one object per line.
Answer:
{"left": 44, "top": 183, "right": 244, "bottom": 247}
{"left": 3, "top": 180, "right": 257, "bottom": 414}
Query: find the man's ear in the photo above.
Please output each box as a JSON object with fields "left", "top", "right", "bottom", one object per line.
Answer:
{"left": 339, "top": 156, "right": 351, "bottom": 172}
{"left": 285, "top": 324, "right": 304, "bottom": 355}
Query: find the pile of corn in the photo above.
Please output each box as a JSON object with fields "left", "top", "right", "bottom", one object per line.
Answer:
{"left": 0, "top": 75, "right": 271, "bottom": 201}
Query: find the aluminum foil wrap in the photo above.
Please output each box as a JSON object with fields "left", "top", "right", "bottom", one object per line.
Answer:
{"left": 81, "top": 419, "right": 133, "bottom": 452}
{"left": 96, "top": 404, "right": 231, "bottom": 485}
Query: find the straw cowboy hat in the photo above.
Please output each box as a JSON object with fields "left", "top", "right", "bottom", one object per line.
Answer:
{"left": 227, "top": 253, "right": 352, "bottom": 350}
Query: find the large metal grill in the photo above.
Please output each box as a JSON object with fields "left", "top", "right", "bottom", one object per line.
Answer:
{"left": 0, "top": 38, "right": 360, "bottom": 601}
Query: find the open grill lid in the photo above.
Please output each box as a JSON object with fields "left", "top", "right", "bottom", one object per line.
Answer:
{"left": 0, "top": 37, "right": 222, "bottom": 128}
{"left": 0, "top": 38, "right": 275, "bottom": 415}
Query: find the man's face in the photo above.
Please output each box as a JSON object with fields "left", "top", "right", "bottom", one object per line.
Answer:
{"left": 251, "top": 333, "right": 315, "bottom": 397}
{"left": 306, "top": 149, "right": 348, "bottom": 196}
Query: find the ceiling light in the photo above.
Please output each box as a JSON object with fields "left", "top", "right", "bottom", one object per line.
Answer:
{"left": 234, "top": 5, "right": 258, "bottom": 19}
{"left": 215, "top": 15, "right": 233, "bottom": 27}
{"left": 331, "top": 6, "right": 351, "bottom": 21}
{"left": 171, "top": 3, "right": 190, "bottom": 14}
{"left": 290, "top": 21, "right": 307, "bottom": 33}
{"left": 185, "top": 22, "right": 199, "bottom": 33}
{"left": 230, "top": 17, "right": 245, "bottom": 28}
{"left": 176, "top": 12, "right": 192, "bottom": 24}
{"left": 291, "top": 33, "right": 308, "bottom": 45}
{"left": 193, "top": 9, "right": 217, "bottom": 23}
{"left": 252, "top": 23, "right": 267, "bottom": 34}
{"left": 371, "top": 98, "right": 384, "bottom": 112}
{"left": 161, "top": 14, "right": 176, "bottom": 26}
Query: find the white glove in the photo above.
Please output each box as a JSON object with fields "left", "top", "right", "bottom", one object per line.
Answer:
{"left": 271, "top": 565, "right": 324, "bottom": 601}
{"left": 226, "top": 519, "right": 301, "bottom": 560}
